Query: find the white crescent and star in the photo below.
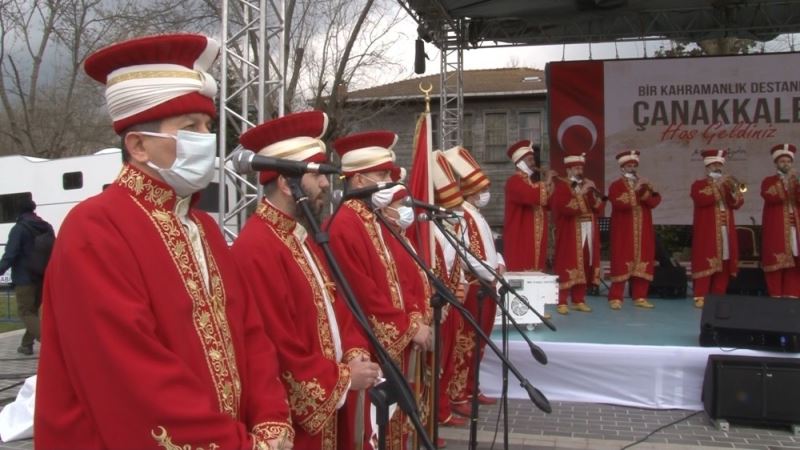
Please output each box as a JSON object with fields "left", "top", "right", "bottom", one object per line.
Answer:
{"left": 557, "top": 115, "right": 598, "bottom": 151}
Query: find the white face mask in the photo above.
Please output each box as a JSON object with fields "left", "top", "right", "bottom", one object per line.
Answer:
{"left": 708, "top": 171, "right": 723, "bottom": 179}
{"left": 371, "top": 188, "right": 394, "bottom": 209}
{"left": 141, "top": 130, "right": 217, "bottom": 197}
{"left": 391, "top": 205, "right": 415, "bottom": 230}
{"left": 516, "top": 161, "right": 533, "bottom": 176}
{"left": 475, "top": 191, "right": 491, "bottom": 208}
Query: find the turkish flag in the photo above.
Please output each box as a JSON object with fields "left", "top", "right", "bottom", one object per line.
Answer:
{"left": 547, "top": 61, "right": 605, "bottom": 192}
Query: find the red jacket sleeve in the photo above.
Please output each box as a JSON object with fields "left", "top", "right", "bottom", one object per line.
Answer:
{"left": 506, "top": 175, "right": 547, "bottom": 207}
{"left": 691, "top": 180, "right": 717, "bottom": 207}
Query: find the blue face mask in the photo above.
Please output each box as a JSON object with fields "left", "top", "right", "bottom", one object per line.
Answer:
{"left": 141, "top": 130, "right": 217, "bottom": 197}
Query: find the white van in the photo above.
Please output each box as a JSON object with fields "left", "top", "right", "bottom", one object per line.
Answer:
{"left": 0, "top": 149, "right": 234, "bottom": 283}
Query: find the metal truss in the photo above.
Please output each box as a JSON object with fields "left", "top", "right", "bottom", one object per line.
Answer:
{"left": 466, "top": 2, "right": 800, "bottom": 47}
{"left": 437, "top": 19, "right": 464, "bottom": 150}
{"left": 398, "top": 0, "right": 466, "bottom": 150}
{"left": 403, "top": 0, "right": 800, "bottom": 49}
{"left": 218, "top": 0, "right": 285, "bottom": 239}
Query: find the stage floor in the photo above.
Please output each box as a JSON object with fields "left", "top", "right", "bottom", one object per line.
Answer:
{"left": 494, "top": 294, "right": 702, "bottom": 347}
{"left": 481, "top": 294, "right": 800, "bottom": 410}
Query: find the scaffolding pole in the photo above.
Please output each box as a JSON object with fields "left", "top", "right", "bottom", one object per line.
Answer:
{"left": 218, "top": 0, "right": 285, "bottom": 239}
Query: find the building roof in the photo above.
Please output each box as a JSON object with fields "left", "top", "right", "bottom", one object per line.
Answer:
{"left": 345, "top": 67, "right": 546, "bottom": 102}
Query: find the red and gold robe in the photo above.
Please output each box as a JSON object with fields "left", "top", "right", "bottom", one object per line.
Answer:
{"left": 503, "top": 171, "right": 549, "bottom": 271}
{"left": 455, "top": 202, "right": 502, "bottom": 402}
{"left": 232, "top": 199, "right": 370, "bottom": 449}
{"left": 761, "top": 174, "right": 800, "bottom": 272}
{"left": 35, "top": 165, "right": 292, "bottom": 449}
{"left": 328, "top": 199, "right": 421, "bottom": 450}
{"left": 691, "top": 178, "right": 743, "bottom": 279}
{"left": 549, "top": 177, "right": 604, "bottom": 290}
{"left": 608, "top": 177, "right": 661, "bottom": 282}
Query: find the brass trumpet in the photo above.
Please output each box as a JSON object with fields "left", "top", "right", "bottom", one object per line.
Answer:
{"left": 725, "top": 174, "right": 748, "bottom": 193}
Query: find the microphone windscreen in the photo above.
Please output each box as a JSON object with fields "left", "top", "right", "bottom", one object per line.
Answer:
{"left": 331, "top": 189, "right": 344, "bottom": 207}
{"left": 230, "top": 147, "right": 254, "bottom": 175}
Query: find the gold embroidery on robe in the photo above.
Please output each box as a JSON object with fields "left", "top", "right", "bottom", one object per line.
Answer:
{"left": 251, "top": 422, "right": 295, "bottom": 450}
{"left": 151, "top": 426, "right": 219, "bottom": 450}
{"left": 120, "top": 165, "right": 241, "bottom": 418}
{"left": 257, "top": 201, "right": 337, "bottom": 360}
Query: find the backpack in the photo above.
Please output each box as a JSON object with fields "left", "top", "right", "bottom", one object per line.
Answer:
{"left": 22, "top": 222, "right": 55, "bottom": 282}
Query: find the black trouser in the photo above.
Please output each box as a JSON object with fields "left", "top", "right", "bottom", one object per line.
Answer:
{"left": 15, "top": 284, "right": 41, "bottom": 348}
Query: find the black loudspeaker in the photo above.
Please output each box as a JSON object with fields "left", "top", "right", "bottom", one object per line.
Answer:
{"left": 703, "top": 354, "right": 800, "bottom": 426}
{"left": 726, "top": 267, "right": 767, "bottom": 296}
{"left": 414, "top": 39, "right": 426, "bottom": 74}
{"left": 699, "top": 295, "right": 800, "bottom": 351}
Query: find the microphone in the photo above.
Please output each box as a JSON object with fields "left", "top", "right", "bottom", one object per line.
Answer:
{"left": 341, "top": 182, "right": 400, "bottom": 201}
{"left": 416, "top": 212, "right": 460, "bottom": 223}
{"left": 231, "top": 148, "right": 341, "bottom": 176}
{"left": 403, "top": 197, "right": 451, "bottom": 215}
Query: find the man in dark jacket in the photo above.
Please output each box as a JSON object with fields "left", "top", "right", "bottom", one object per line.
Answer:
{"left": 0, "top": 198, "right": 53, "bottom": 355}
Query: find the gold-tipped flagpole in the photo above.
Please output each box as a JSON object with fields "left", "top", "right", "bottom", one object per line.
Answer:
{"left": 420, "top": 81, "right": 432, "bottom": 113}
{"left": 409, "top": 80, "right": 436, "bottom": 450}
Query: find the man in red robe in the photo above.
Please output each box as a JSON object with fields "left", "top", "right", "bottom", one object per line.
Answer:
{"left": 761, "top": 143, "right": 800, "bottom": 298}
{"left": 34, "top": 34, "right": 293, "bottom": 449}
{"left": 231, "top": 111, "right": 380, "bottom": 449}
{"left": 607, "top": 150, "right": 661, "bottom": 310}
{"left": 328, "top": 131, "right": 432, "bottom": 450}
{"left": 443, "top": 146, "right": 505, "bottom": 414}
{"left": 426, "top": 150, "right": 469, "bottom": 429}
{"left": 503, "top": 140, "right": 553, "bottom": 272}
{"left": 691, "top": 149, "right": 744, "bottom": 308}
{"left": 550, "top": 153, "right": 604, "bottom": 315}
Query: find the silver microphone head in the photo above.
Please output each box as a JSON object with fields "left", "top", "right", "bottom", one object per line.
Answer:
{"left": 230, "top": 146, "right": 255, "bottom": 174}
{"left": 331, "top": 189, "right": 344, "bottom": 207}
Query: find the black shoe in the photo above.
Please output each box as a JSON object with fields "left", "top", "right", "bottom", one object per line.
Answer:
{"left": 17, "top": 346, "right": 33, "bottom": 355}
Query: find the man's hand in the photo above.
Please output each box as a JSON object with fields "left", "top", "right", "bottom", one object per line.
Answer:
{"left": 580, "top": 179, "right": 595, "bottom": 195}
{"left": 412, "top": 324, "right": 432, "bottom": 352}
{"left": 266, "top": 436, "right": 293, "bottom": 450}
{"left": 497, "top": 263, "right": 507, "bottom": 277}
{"left": 348, "top": 355, "right": 381, "bottom": 390}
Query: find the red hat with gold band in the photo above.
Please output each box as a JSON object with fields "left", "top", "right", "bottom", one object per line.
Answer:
{"left": 334, "top": 131, "right": 398, "bottom": 177}
{"left": 615, "top": 150, "right": 640, "bottom": 167}
{"left": 238, "top": 110, "right": 329, "bottom": 185}
{"left": 771, "top": 143, "right": 796, "bottom": 161}
{"left": 507, "top": 140, "right": 534, "bottom": 164}
{"left": 432, "top": 150, "right": 463, "bottom": 209}
{"left": 701, "top": 149, "right": 727, "bottom": 166}
{"left": 84, "top": 34, "right": 220, "bottom": 134}
{"left": 443, "top": 146, "right": 490, "bottom": 197}
{"left": 563, "top": 152, "right": 586, "bottom": 168}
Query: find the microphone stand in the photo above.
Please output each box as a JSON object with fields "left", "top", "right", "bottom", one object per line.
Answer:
{"left": 374, "top": 212, "right": 552, "bottom": 450}
{"left": 499, "top": 284, "right": 509, "bottom": 450}
{"left": 430, "top": 216, "right": 553, "bottom": 450}
{"left": 285, "top": 176, "right": 434, "bottom": 450}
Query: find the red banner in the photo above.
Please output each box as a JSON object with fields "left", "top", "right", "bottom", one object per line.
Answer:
{"left": 547, "top": 61, "right": 606, "bottom": 193}
{"left": 407, "top": 112, "right": 434, "bottom": 265}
